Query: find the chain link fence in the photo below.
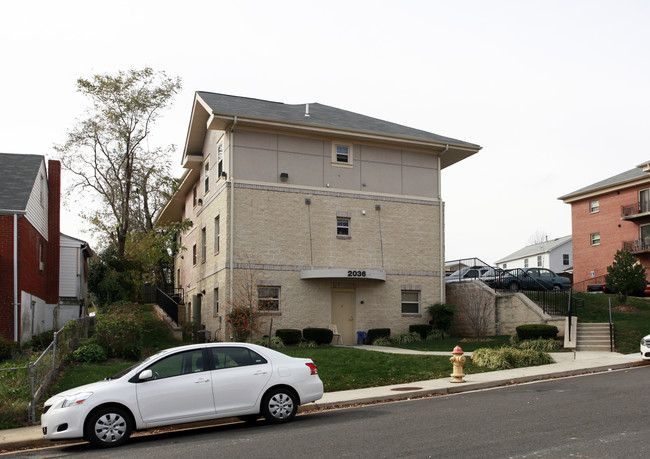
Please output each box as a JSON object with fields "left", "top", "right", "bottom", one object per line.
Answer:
{"left": 0, "top": 316, "right": 94, "bottom": 427}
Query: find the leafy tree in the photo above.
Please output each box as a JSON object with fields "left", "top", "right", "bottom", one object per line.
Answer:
{"left": 605, "top": 249, "right": 647, "bottom": 305}
{"left": 88, "top": 245, "right": 140, "bottom": 307}
{"left": 56, "top": 67, "right": 182, "bottom": 259}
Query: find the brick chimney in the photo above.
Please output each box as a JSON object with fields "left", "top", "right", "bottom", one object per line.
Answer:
{"left": 46, "top": 160, "right": 60, "bottom": 304}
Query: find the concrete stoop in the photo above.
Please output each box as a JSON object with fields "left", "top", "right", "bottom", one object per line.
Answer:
{"left": 577, "top": 323, "right": 613, "bottom": 351}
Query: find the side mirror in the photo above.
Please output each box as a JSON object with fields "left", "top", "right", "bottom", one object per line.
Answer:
{"left": 139, "top": 369, "right": 153, "bottom": 381}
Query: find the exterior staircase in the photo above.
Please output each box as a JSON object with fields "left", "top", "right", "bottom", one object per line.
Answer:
{"left": 576, "top": 323, "right": 613, "bottom": 351}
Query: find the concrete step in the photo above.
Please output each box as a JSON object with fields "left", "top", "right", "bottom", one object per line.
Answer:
{"left": 577, "top": 345, "right": 613, "bottom": 351}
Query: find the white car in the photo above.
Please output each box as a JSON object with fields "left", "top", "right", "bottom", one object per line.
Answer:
{"left": 41, "top": 342, "right": 323, "bottom": 448}
{"left": 641, "top": 334, "right": 650, "bottom": 360}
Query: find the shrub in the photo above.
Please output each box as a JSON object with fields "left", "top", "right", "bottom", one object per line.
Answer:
{"left": 517, "top": 338, "right": 562, "bottom": 352}
{"left": 516, "top": 324, "right": 559, "bottom": 341}
{"left": 72, "top": 343, "right": 107, "bottom": 363}
{"left": 303, "top": 328, "right": 333, "bottom": 345}
{"left": 27, "top": 330, "right": 54, "bottom": 351}
{"left": 255, "top": 336, "right": 285, "bottom": 349}
{"left": 276, "top": 329, "right": 302, "bottom": 345}
{"left": 0, "top": 335, "right": 17, "bottom": 361}
{"left": 182, "top": 321, "right": 201, "bottom": 342}
{"left": 94, "top": 304, "right": 145, "bottom": 359}
{"left": 392, "top": 332, "right": 422, "bottom": 344}
{"left": 372, "top": 337, "right": 392, "bottom": 346}
{"left": 368, "top": 328, "right": 391, "bottom": 344}
{"left": 426, "top": 329, "right": 449, "bottom": 341}
{"left": 472, "top": 346, "right": 554, "bottom": 370}
{"left": 298, "top": 340, "right": 317, "bottom": 348}
{"left": 426, "top": 303, "right": 456, "bottom": 331}
{"left": 409, "top": 324, "right": 433, "bottom": 339}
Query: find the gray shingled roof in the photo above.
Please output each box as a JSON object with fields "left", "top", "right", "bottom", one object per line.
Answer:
{"left": 559, "top": 167, "right": 647, "bottom": 200}
{"left": 197, "top": 92, "right": 480, "bottom": 148}
{"left": 0, "top": 153, "right": 44, "bottom": 213}
{"left": 496, "top": 235, "right": 572, "bottom": 264}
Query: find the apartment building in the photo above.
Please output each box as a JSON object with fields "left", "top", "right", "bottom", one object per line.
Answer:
{"left": 158, "top": 93, "right": 481, "bottom": 344}
{"left": 559, "top": 162, "right": 650, "bottom": 291}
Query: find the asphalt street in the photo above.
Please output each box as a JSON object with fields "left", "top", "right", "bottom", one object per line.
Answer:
{"left": 7, "top": 366, "right": 650, "bottom": 458}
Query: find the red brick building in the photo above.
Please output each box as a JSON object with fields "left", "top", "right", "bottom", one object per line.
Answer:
{"left": 0, "top": 153, "right": 60, "bottom": 343}
{"left": 559, "top": 162, "right": 650, "bottom": 291}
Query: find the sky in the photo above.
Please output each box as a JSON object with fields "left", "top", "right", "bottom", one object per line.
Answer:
{"left": 2, "top": 0, "right": 650, "bottom": 265}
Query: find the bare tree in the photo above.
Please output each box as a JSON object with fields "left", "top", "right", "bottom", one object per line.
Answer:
{"left": 464, "top": 282, "right": 495, "bottom": 337}
{"left": 528, "top": 230, "right": 549, "bottom": 245}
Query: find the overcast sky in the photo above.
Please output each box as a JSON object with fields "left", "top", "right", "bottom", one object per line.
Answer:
{"left": 2, "top": 0, "right": 649, "bottom": 265}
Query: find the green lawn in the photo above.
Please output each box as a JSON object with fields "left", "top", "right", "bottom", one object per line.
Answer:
{"left": 387, "top": 335, "right": 512, "bottom": 352}
{"left": 574, "top": 292, "right": 650, "bottom": 354}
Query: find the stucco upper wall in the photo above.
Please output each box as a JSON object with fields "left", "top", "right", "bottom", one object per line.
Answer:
{"left": 230, "top": 130, "right": 439, "bottom": 198}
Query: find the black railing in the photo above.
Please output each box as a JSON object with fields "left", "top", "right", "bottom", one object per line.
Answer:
{"left": 156, "top": 287, "right": 183, "bottom": 324}
{"left": 445, "top": 257, "right": 493, "bottom": 282}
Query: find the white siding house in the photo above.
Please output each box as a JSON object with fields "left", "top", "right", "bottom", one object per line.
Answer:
{"left": 495, "top": 236, "right": 572, "bottom": 274}
{"left": 58, "top": 233, "right": 92, "bottom": 326}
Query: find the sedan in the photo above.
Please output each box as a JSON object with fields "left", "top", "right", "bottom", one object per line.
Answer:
{"left": 41, "top": 342, "right": 323, "bottom": 448}
{"left": 641, "top": 334, "right": 650, "bottom": 360}
{"left": 496, "top": 268, "right": 571, "bottom": 291}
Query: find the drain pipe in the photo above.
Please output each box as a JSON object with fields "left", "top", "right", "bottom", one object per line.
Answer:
{"left": 228, "top": 116, "right": 238, "bottom": 306}
{"left": 439, "top": 145, "right": 448, "bottom": 303}
{"left": 13, "top": 213, "right": 18, "bottom": 342}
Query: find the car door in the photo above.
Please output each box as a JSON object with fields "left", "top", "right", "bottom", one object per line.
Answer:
{"left": 209, "top": 346, "right": 273, "bottom": 414}
{"left": 537, "top": 269, "right": 555, "bottom": 289}
{"left": 136, "top": 348, "right": 215, "bottom": 424}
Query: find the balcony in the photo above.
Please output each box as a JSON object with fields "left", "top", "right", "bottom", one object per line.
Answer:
{"left": 623, "top": 238, "right": 650, "bottom": 254}
{"left": 621, "top": 202, "right": 650, "bottom": 221}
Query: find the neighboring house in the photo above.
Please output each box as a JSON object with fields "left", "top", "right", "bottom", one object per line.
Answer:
{"left": 0, "top": 153, "right": 60, "bottom": 343}
{"left": 59, "top": 233, "right": 92, "bottom": 323}
{"left": 495, "top": 235, "right": 573, "bottom": 275}
{"left": 559, "top": 161, "right": 650, "bottom": 291}
{"left": 157, "top": 92, "right": 481, "bottom": 344}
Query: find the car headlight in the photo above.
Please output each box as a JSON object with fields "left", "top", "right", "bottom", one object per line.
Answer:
{"left": 642, "top": 338, "right": 649, "bottom": 346}
{"left": 61, "top": 392, "right": 93, "bottom": 408}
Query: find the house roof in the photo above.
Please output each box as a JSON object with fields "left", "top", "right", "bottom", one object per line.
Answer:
{"left": 197, "top": 92, "right": 480, "bottom": 148}
{"left": 184, "top": 92, "right": 481, "bottom": 170}
{"left": 558, "top": 165, "right": 650, "bottom": 202}
{"left": 0, "top": 153, "right": 44, "bottom": 214}
{"left": 496, "top": 235, "right": 572, "bottom": 264}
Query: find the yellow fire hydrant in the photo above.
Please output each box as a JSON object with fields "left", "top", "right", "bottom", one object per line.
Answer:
{"left": 450, "top": 345, "right": 466, "bottom": 383}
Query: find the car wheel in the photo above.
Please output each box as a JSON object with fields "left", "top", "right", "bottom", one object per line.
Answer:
{"left": 84, "top": 406, "right": 132, "bottom": 448}
{"left": 553, "top": 285, "right": 561, "bottom": 291}
{"left": 508, "top": 281, "right": 519, "bottom": 291}
{"left": 239, "top": 414, "right": 261, "bottom": 424}
{"left": 261, "top": 388, "right": 298, "bottom": 423}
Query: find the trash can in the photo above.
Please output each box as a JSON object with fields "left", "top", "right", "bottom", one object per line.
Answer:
{"left": 357, "top": 331, "right": 368, "bottom": 345}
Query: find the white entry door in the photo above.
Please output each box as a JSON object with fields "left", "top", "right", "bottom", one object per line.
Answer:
{"left": 331, "top": 290, "right": 356, "bottom": 345}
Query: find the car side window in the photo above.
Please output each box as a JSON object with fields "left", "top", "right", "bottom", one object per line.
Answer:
{"left": 539, "top": 269, "right": 552, "bottom": 278}
{"left": 147, "top": 349, "right": 205, "bottom": 379}
{"left": 211, "top": 347, "right": 268, "bottom": 370}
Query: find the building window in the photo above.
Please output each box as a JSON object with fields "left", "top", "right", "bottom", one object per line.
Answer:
{"left": 177, "top": 268, "right": 181, "bottom": 288}
{"left": 502, "top": 263, "right": 507, "bottom": 269}
{"left": 39, "top": 241, "right": 44, "bottom": 271}
{"left": 192, "top": 244, "right": 197, "bottom": 265}
{"left": 217, "top": 143, "right": 224, "bottom": 178}
{"left": 589, "top": 200, "right": 599, "bottom": 213}
{"left": 214, "top": 215, "right": 220, "bottom": 254}
{"left": 332, "top": 142, "right": 353, "bottom": 165}
{"left": 524, "top": 258, "right": 529, "bottom": 268}
{"left": 193, "top": 186, "right": 197, "bottom": 207}
{"left": 590, "top": 233, "right": 601, "bottom": 246}
{"left": 213, "top": 287, "right": 219, "bottom": 317}
{"left": 563, "top": 254, "right": 569, "bottom": 265}
{"left": 258, "top": 286, "right": 280, "bottom": 311}
{"left": 204, "top": 160, "right": 210, "bottom": 193}
{"left": 401, "top": 290, "right": 420, "bottom": 314}
{"left": 201, "top": 227, "right": 207, "bottom": 263}
{"left": 337, "top": 217, "right": 350, "bottom": 237}
{"left": 537, "top": 255, "right": 542, "bottom": 267}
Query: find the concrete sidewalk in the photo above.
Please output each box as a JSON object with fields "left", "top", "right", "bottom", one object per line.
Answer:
{"left": 1, "top": 348, "right": 646, "bottom": 452}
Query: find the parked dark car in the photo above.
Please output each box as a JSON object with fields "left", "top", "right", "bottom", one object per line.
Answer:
{"left": 495, "top": 268, "right": 571, "bottom": 291}
{"left": 445, "top": 265, "right": 490, "bottom": 283}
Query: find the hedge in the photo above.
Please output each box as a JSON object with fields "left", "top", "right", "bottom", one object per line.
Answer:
{"left": 409, "top": 324, "right": 433, "bottom": 339}
{"left": 516, "top": 324, "right": 559, "bottom": 341}
{"left": 368, "top": 328, "right": 391, "bottom": 344}
{"left": 302, "top": 328, "right": 333, "bottom": 345}
{"left": 275, "top": 329, "right": 302, "bottom": 345}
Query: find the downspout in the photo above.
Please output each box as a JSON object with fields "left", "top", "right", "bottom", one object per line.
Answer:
{"left": 229, "top": 116, "right": 238, "bottom": 307}
{"left": 13, "top": 213, "right": 18, "bottom": 342}
{"left": 438, "top": 145, "right": 448, "bottom": 303}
